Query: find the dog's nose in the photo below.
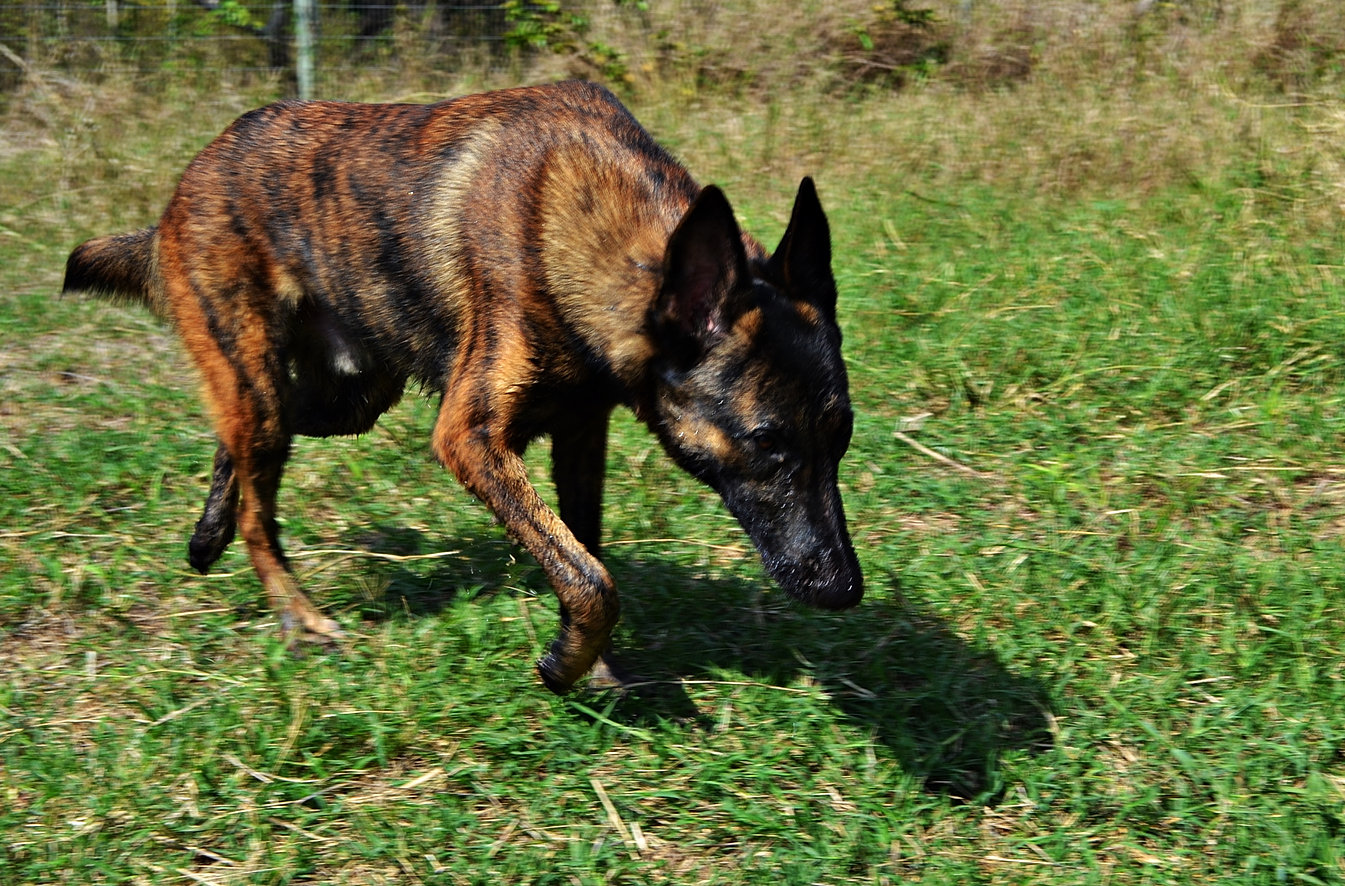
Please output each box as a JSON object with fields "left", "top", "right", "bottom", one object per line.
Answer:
{"left": 809, "top": 549, "right": 864, "bottom": 610}
{"left": 768, "top": 544, "right": 864, "bottom": 610}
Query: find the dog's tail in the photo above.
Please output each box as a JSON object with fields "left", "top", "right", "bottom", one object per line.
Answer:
{"left": 62, "top": 227, "right": 168, "bottom": 319}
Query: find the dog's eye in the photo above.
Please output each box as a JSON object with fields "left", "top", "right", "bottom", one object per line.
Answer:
{"left": 751, "top": 429, "right": 781, "bottom": 454}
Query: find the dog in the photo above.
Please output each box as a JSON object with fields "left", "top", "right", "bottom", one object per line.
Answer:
{"left": 62, "top": 80, "right": 863, "bottom": 692}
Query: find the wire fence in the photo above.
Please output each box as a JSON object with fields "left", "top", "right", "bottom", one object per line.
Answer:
{"left": 1, "top": 1, "right": 522, "bottom": 88}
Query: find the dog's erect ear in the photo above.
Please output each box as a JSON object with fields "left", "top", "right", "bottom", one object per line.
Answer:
{"left": 766, "top": 177, "right": 837, "bottom": 319}
{"left": 657, "top": 185, "right": 752, "bottom": 351}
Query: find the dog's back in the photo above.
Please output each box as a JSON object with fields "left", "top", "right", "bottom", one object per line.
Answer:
{"left": 156, "top": 83, "right": 738, "bottom": 390}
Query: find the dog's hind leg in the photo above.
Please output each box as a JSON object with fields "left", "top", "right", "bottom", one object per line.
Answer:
{"left": 188, "top": 442, "right": 238, "bottom": 574}
{"left": 232, "top": 435, "right": 342, "bottom": 640}
{"left": 162, "top": 276, "right": 341, "bottom": 642}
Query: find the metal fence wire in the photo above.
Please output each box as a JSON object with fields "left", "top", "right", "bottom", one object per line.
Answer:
{"left": 1, "top": 1, "right": 524, "bottom": 84}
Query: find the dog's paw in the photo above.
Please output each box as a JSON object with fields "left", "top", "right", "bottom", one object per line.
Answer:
{"left": 536, "top": 653, "right": 578, "bottom": 695}
{"left": 587, "top": 653, "right": 644, "bottom": 691}
{"left": 280, "top": 610, "right": 345, "bottom": 646}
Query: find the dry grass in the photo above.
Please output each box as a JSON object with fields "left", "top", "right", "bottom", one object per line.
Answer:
{"left": 5, "top": 0, "right": 1342, "bottom": 239}
{"left": 505, "top": 0, "right": 1345, "bottom": 240}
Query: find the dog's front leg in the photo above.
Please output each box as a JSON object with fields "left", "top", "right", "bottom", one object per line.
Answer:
{"left": 433, "top": 398, "right": 619, "bottom": 693}
{"left": 550, "top": 408, "right": 611, "bottom": 556}
{"left": 551, "top": 408, "right": 638, "bottom": 688}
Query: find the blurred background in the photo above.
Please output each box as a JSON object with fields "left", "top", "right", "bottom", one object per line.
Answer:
{"left": 2, "top": 1, "right": 1340, "bottom": 102}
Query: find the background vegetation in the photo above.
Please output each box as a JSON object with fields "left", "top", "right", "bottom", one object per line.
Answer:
{"left": 3, "top": 1, "right": 1345, "bottom": 882}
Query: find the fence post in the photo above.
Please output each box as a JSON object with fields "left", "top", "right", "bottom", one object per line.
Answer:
{"left": 294, "top": 0, "right": 315, "bottom": 99}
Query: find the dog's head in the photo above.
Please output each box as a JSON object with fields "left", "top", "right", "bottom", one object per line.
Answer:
{"left": 649, "top": 178, "right": 863, "bottom": 610}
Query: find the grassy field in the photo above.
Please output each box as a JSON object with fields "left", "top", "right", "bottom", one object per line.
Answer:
{"left": 3, "top": 7, "right": 1345, "bottom": 883}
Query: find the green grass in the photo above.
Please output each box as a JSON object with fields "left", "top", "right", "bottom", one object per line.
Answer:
{"left": 3, "top": 58, "right": 1345, "bottom": 884}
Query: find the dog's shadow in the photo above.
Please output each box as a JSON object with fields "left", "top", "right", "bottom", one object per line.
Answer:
{"left": 352, "top": 525, "right": 1054, "bottom": 800}
{"left": 606, "top": 563, "right": 1055, "bottom": 800}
